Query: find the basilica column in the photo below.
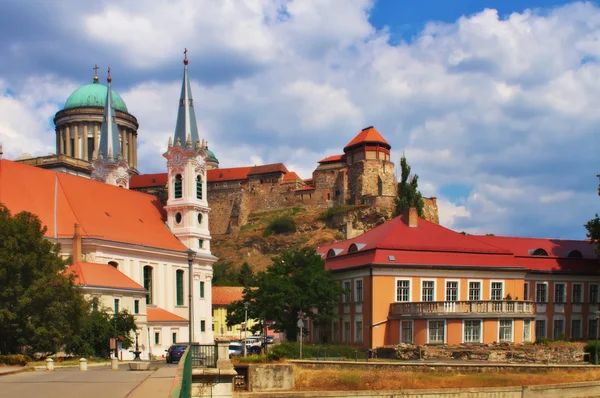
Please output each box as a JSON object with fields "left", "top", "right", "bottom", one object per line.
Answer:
{"left": 65, "top": 126, "right": 71, "bottom": 157}
{"left": 73, "top": 124, "right": 80, "bottom": 159}
{"left": 121, "top": 128, "right": 127, "bottom": 160}
{"left": 94, "top": 124, "right": 100, "bottom": 157}
{"left": 133, "top": 134, "right": 137, "bottom": 169}
{"left": 83, "top": 124, "right": 89, "bottom": 161}
{"left": 59, "top": 129, "right": 65, "bottom": 155}
{"left": 129, "top": 131, "right": 134, "bottom": 167}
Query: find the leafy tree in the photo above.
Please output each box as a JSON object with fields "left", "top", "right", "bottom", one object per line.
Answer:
{"left": 238, "top": 262, "right": 254, "bottom": 287}
{"left": 586, "top": 214, "right": 600, "bottom": 255}
{"left": 394, "top": 155, "right": 424, "bottom": 217}
{"left": 212, "top": 260, "right": 240, "bottom": 286}
{"left": 226, "top": 247, "right": 344, "bottom": 341}
{"left": 0, "top": 204, "right": 89, "bottom": 355}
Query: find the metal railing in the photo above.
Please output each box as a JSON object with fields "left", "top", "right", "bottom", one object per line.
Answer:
{"left": 169, "top": 346, "right": 191, "bottom": 398}
{"left": 389, "top": 300, "right": 534, "bottom": 317}
{"left": 190, "top": 343, "right": 217, "bottom": 368}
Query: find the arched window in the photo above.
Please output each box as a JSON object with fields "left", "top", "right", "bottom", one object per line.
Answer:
{"left": 567, "top": 250, "right": 583, "bottom": 258}
{"left": 108, "top": 261, "right": 119, "bottom": 268}
{"left": 327, "top": 249, "right": 337, "bottom": 258}
{"left": 143, "top": 266, "right": 153, "bottom": 304}
{"left": 196, "top": 175, "right": 203, "bottom": 199}
{"left": 348, "top": 244, "right": 358, "bottom": 253}
{"left": 174, "top": 174, "right": 182, "bottom": 198}
{"left": 176, "top": 270, "right": 184, "bottom": 306}
{"left": 531, "top": 248, "right": 549, "bottom": 257}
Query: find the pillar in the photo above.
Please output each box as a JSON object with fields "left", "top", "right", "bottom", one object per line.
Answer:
{"left": 83, "top": 124, "right": 89, "bottom": 161}
{"left": 133, "top": 134, "right": 137, "bottom": 169}
{"left": 73, "top": 124, "right": 80, "bottom": 159}
{"left": 128, "top": 131, "right": 134, "bottom": 167}
{"left": 59, "top": 129, "right": 65, "bottom": 155}
{"left": 65, "top": 126, "right": 71, "bottom": 157}
{"left": 121, "top": 128, "right": 127, "bottom": 159}
{"left": 94, "top": 124, "right": 99, "bottom": 157}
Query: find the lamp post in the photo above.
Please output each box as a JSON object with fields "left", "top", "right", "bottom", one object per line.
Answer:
{"left": 243, "top": 301, "right": 249, "bottom": 356}
{"left": 187, "top": 248, "right": 196, "bottom": 344}
{"left": 298, "top": 310, "right": 305, "bottom": 360}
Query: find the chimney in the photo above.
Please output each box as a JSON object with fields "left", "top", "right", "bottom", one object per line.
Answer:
{"left": 73, "top": 223, "right": 82, "bottom": 265}
{"left": 403, "top": 207, "right": 419, "bottom": 228}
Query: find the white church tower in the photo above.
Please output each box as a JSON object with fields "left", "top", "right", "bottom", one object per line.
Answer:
{"left": 90, "top": 68, "right": 132, "bottom": 188}
{"left": 163, "top": 51, "right": 212, "bottom": 255}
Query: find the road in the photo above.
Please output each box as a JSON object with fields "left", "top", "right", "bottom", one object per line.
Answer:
{"left": 0, "top": 362, "right": 177, "bottom": 398}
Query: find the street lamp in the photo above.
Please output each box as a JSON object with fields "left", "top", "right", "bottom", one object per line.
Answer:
{"left": 187, "top": 248, "right": 196, "bottom": 344}
{"left": 244, "top": 301, "right": 249, "bottom": 356}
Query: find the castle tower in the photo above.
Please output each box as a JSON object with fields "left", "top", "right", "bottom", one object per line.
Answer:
{"left": 90, "top": 68, "right": 133, "bottom": 188}
{"left": 163, "top": 51, "right": 211, "bottom": 255}
{"left": 344, "top": 126, "right": 396, "bottom": 207}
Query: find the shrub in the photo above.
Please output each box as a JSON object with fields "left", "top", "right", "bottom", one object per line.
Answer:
{"left": 271, "top": 342, "right": 366, "bottom": 360}
{"left": 263, "top": 216, "right": 297, "bottom": 237}
{"left": 0, "top": 354, "right": 30, "bottom": 366}
{"left": 318, "top": 205, "right": 368, "bottom": 222}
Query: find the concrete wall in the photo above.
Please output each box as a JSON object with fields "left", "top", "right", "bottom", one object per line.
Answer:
{"left": 248, "top": 364, "right": 295, "bottom": 392}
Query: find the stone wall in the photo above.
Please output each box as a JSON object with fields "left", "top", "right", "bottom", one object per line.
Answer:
{"left": 422, "top": 197, "right": 439, "bottom": 224}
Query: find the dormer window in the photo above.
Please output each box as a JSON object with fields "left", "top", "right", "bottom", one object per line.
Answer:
{"left": 567, "top": 250, "right": 583, "bottom": 258}
{"left": 174, "top": 174, "right": 182, "bottom": 198}
{"left": 348, "top": 243, "right": 366, "bottom": 253}
{"left": 327, "top": 248, "right": 343, "bottom": 258}
{"left": 108, "top": 261, "right": 119, "bottom": 268}
{"left": 531, "top": 248, "right": 549, "bottom": 257}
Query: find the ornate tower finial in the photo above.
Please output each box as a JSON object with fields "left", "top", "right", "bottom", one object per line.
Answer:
{"left": 93, "top": 64, "right": 99, "bottom": 83}
{"left": 0, "top": 142, "right": 3, "bottom": 160}
{"left": 173, "top": 49, "right": 200, "bottom": 148}
{"left": 184, "top": 48, "right": 188, "bottom": 65}
{"left": 107, "top": 67, "right": 112, "bottom": 83}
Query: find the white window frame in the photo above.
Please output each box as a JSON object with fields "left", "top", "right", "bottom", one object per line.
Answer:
{"left": 468, "top": 280, "right": 482, "bottom": 301}
{"left": 342, "top": 280, "right": 351, "bottom": 303}
{"left": 490, "top": 280, "right": 504, "bottom": 301}
{"left": 421, "top": 279, "right": 436, "bottom": 302}
{"left": 395, "top": 278, "right": 411, "bottom": 303}
{"left": 535, "top": 282, "right": 548, "bottom": 303}
{"left": 462, "top": 319, "right": 483, "bottom": 343}
{"left": 354, "top": 278, "right": 363, "bottom": 303}
{"left": 445, "top": 279, "right": 460, "bottom": 302}
{"left": 354, "top": 319, "right": 363, "bottom": 343}
{"left": 554, "top": 283, "right": 566, "bottom": 304}
{"left": 427, "top": 319, "right": 446, "bottom": 344}
{"left": 571, "top": 316, "right": 582, "bottom": 340}
{"left": 154, "top": 331, "right": 161, "bottom": 345}
{"left": 498, "top": 319, "right": 514, "bottom": 343}
{"left": 524, "top": 282, "right": 529, "bottom": 301}
{"left": 523, "top": 319, "right": 532, "bottom": 342}
{"left": 572, "top": 283, "right": 583, "bottom": 304}
{"left": 400, "top": 320, "right": 414, "bottom": 344}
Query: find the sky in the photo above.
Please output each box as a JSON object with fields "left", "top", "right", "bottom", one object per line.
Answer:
{"left": 0, "top": 0, "right": 598, "bottom": 239}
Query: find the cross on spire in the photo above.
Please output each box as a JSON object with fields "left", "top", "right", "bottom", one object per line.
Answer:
{"left": 107, "top": 67, "right": 112, "bottom": 83}
{"left": 183, "top": 48, "right": 188, "bottom": 65}
{"left": 93, "top": 64, "right": 99, "bottom": 82}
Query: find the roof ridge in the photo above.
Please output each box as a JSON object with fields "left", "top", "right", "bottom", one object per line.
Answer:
{"left": 56, "top": 173, "right": 87, "bottom": 237}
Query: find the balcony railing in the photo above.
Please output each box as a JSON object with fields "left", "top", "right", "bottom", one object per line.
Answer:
{"left": 190, "top": 343, "right": 217, "bottom": 368}
{"left": 389, "top": 300, "right": 534, "bottom": 318}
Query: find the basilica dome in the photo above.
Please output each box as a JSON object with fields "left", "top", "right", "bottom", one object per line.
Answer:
{"left": 64, "top": 80, "right": 128, "bottom": 113}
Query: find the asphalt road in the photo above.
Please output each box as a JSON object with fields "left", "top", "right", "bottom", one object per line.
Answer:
{"left": 0, "top": 362, "right": 177, "bottom": 398}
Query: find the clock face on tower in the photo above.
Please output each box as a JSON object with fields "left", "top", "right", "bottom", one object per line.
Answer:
{"left": 173, "top": 152, "right": 182, "bottom": 165}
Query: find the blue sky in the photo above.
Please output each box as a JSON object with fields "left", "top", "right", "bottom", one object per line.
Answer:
{"left": 0, "top": 0, "right": 598, "bottom": 239}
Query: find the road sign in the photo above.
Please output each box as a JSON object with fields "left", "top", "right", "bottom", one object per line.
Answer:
{"left": 297, "top": 319, "right": 304, "bottom": 328}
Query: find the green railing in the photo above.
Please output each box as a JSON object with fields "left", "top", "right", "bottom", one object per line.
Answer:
{"left": 190, "top": 343, "right": 217, "bottom": 368}
{"left": 169, "top": 346, "right": 191, "bottom": 398}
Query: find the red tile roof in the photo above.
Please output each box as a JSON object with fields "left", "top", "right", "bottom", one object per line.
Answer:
{"left": 318, "top": 155, "right": 345, "bottom": 164}
{"left": 283, "top": 172, "right": 302, "bottom": 183}
{"left": 64, "top": 262, "right": 146, "bottom": 291}
{"left": 248, "top": 163, "right": 289, "bottom": 176}
{"left": 0, "top": 160, "right": 186, "bottom": 252}
{"left": 147, "top": 307, "right": 187, "bottom": 322}
{"left": 471, "top": 235, "right": 597, "bottom": 259}
{"left": 130, "top": 173, "right": 168, "bottom": 189}
{"left": 208, "top": 167, "right": 252, "bottom": 183}
{"left": 212, "top": 286, "right": 245, "bottom": 306}
{"left": 296, "top": 186, "right": 315, "bottom": 192}
{"left": 344, "top": 126, "right": 390, "bottom": 149}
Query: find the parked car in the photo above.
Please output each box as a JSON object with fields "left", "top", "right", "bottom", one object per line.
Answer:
{"left": 266, "top": 336, "right": 275, "bottom": 344}
{"left": 166, "top": 344, "right": 188, "bottom": 363}
{"left": 228, "top": 342, "right": 243, "bottom": 358}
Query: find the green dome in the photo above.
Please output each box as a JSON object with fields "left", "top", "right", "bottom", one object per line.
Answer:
{"left": 64, "top": 81, "right": 128, "bottom": 113}
{"left": 206, "top": 148, "right": 218, "bottom": 163}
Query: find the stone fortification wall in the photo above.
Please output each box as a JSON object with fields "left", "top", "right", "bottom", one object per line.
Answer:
{"left": 423, "top": 197, "right": 439, "bottom": 224}
{"left": 347, "top": 159, "right": 395, "bottom": 206}
{"left": 208, "top": 186, "right": 248, "bottom": 235}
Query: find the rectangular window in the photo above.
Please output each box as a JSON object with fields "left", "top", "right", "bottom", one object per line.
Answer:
{"left": 573, "top": 284, "right": 583, "bottom": 304}
{"left": 355, "top": 321, "right": 363, "bottom": 343}
{"left": 176, "top": 270, "right": 184, "bottom": 306}
{"left": 524, "top": 282, "right": 529, "bottom": 301}
{"left": 554, "top": 283, "right": 565, "bottom": 304}
{"left": 464, "top": 320, "right": 481, "bottom": 343}
{"left": 499, "top": 320, "right": 513, "bottom": 342}
{"left": 491, "top": 282, "right": 503, "bottom": 300}
{"left": 114, "top": 298, "right": 120, "bottom": 313}
{"left": 396, "top": 279, "right": 410, "bottom": 302}
{"left": 428, "top": 320, "right": 445, "bottom": 344}
{"left": 200, "top": 320, "right": 206, "bottom": 332}
{"left": 343, "top": 321, "right": 351, "bottom": 343}
{"left": 227, "top": 325, "right": 232, "bottom": 332}
{"left": 572, "top": 319, "right": 582, "bottom": 339}
{"left": 536, "top": 283, "right": 548, "bottom": 303}
{"left": 469, "top": 281, "right": 481, "bottom": 301}
{"left": 446, "top": 281, "right": 458, "bottom": 301}
{"left": 422, "top": 280, "right": 435, "bottom": 302}
{"left": 343, "top": 281, "right": 351, "bottom": 303}
{"left": 590, "top": 319, "right": 598, "bottom": 339}
{"left": 590, "top": 284, "right": 599, "bottom": 304}
{"left": 92, "top": 300, "right": 98, "bottom": 312}
{"left": 523, "top": 319, "right": 531, "bottom": 342}
{"left": 199, "top": 281, "right": 205, "bottom": 299}
{"left": 172, "top": 332, "right": 177, "bottom": 344}
{"left": 212, "top": 323, "right": 215, "bottom": 332}
{"left": 401, "top": 321, "right": 413, "bottom": 344}
{"left": 144, "top": 266, "right": 153, "bottom": 305}
{"left": 553, "top": 319, "right": 565, "bottom": 340}
{"left": 198, "top": 239, "right": 203, "bottom": 249}
{"left": 134, "top": 300, "right": 139, "bottom": 314}
{"left": 355, "top": 279, "right": 363, "bottom": 302}
{"left": 536, "top": 319, "right": 546, "bottom": 339}
{"left": 154, "top": 332, "right": 160, "bottom": 345}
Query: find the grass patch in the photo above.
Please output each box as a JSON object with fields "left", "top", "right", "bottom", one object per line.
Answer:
{"left": 263, "top": 216, "right": 297, "bottom": 237}
{"left": 318, "top": 205, "right": 369, "bottom": 222}
{"left": 271, "top": 342, "right": 366, "bottom": 360}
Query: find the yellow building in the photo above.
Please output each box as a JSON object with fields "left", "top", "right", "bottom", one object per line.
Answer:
{"left": 212, "top": 286, "right": 256, "bottom": 340}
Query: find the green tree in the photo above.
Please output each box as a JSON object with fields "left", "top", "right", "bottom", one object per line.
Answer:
{"left": 226, "top": 247, "right": 344, "bottom": 341}
{"left": 0, "top": 204, "right": 89, "bottom": 355}
{"left": 585, "top": 214, "right": 600, "bottom": 255}
{"left": 212, "top": 260, "right": 240, "bottom": 286}
{"left": 394, "top": 155, "right": 424, "bottom": 217}
{"left": 238, "top": 262, "right": 254, "bottom": 287}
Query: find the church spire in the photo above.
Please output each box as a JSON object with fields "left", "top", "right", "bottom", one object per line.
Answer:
{"left": 173, "top": 48, "right": 200, "bottom": 148}
{"left": 97, "top": 67, "right": 121, "bottom": 162}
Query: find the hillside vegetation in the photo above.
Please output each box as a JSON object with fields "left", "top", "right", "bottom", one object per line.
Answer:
{"left": 210, "top": 205, "right": 392, "bottom": 277}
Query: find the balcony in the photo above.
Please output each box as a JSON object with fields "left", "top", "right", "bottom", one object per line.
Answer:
{"left": 389, "top": 300, "right": 535, "bottom": 319}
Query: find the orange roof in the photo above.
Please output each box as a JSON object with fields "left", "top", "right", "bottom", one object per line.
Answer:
{"left": 248, "top": 163, "right": 289, "bottom": 176}
{"left": 130, "top": 173, "right": 168, "bottom": 189}
{"left": 147, "top": 307, "right": 187, "bottom": 322}
{"left": 344, "top": 126, "right": 390, "bottom": 149}
{"left": 64, "top": 262, "right": 146, "bottom": 291}
{"left": 0, "top": 160, "right": 186, "bottom": 252}
{"left": 296, "top": 186, "right": 315, "bottom": 192}
{"left": 318, "top": 155, "right": 345, "bottom": 163}
{"left": 283, "top": 172, "right": 302, "bottom": 183}
{"left": 212, "top": 286, "right": 244, "bottom": 305}
{"left": 207, "top": 167, "right": 252, "bottom": 182}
